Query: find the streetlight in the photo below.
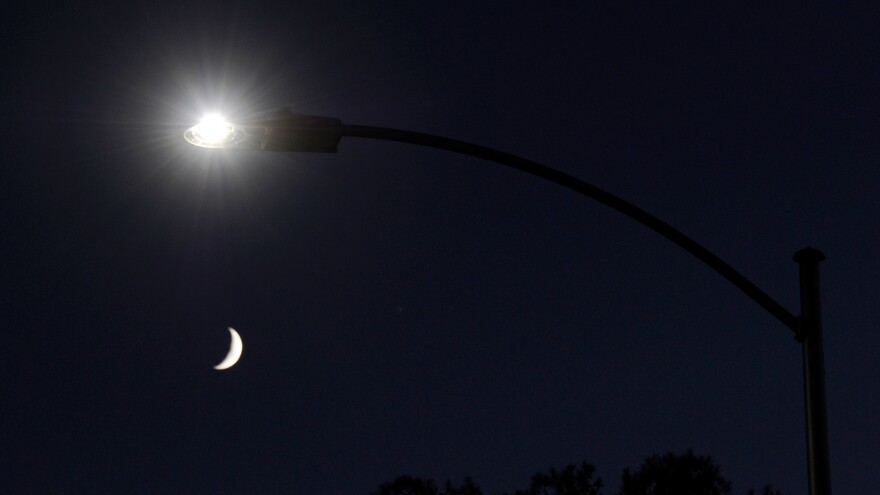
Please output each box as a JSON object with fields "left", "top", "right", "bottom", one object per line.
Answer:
{"left": 184, "top": 107, "right": 832, "bottom": 495}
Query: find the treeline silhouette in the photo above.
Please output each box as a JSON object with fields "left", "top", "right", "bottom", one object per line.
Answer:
{"left": 371, "top": 450, "right": 783, "bottom": 495}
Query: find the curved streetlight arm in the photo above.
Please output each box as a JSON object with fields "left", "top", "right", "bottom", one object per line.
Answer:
{"left": 198, "top": 112, "right": 828, "bottom": 495}
{"left": 338, "top": 123, "right": 828, "bottom": 495}
{"left": 337, "top": 123, "right": 800, "bottom": 334}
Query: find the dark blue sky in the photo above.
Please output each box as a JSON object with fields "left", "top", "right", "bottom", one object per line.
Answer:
{"left": 3, "top": 2, "right": 878, "bottom": 494}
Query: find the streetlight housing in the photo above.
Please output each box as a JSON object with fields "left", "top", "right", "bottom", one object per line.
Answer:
{"left": 181, "top": 107, "right": 832, "bottom": 495}
{"left": 184, "top": 108, "right": 342, "bottom": 152}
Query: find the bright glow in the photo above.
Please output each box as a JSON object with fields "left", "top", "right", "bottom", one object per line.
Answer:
{"left": 214, "top": 327, "right": 243, "bottom": 370}
{"left": 183, "top": 112, "right": 239, "bottom": 148}
{"left": 194, "top": 113, "right": 234, "bottom": 144}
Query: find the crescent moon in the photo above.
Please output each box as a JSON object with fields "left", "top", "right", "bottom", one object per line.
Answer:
{"left": 214, "top": 327, "right": 243, "bottom": 370}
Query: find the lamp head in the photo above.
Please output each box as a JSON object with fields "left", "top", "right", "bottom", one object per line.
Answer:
{"left": 183, "top": 108, "right": 342, "bottom": 152}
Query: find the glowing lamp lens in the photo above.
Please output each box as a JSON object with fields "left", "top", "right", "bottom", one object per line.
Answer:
{"left": 194, "top": 114, "right": 233, "bottom": 144}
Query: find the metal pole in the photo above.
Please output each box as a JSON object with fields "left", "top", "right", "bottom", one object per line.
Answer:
{"left": 794, "top": 247, "right": 831, "bottom": 495}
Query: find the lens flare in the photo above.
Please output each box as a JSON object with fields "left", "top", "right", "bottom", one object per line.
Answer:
{"left": 196, "top": 114, "right": 232, "bottom": 142}
{"left": 184, "top": 113, "right": 238, "bottom": 148}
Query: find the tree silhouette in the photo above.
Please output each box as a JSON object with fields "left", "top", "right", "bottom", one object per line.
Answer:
{"left": 446, "top": 477, "right": 484, "bottom": 495}
{"left": 515, "top": 462, "right": 603, "bottom": 495}
{"left": 372, "top": 475, "right": 485, "bottom": 495}
{"left": 372, "top": 475, "right": 439, "bottom": 495}
{"left": 616, "top": 450, "right": 732, "bottom": 495}
{"left": 745, "top": 486, "right": 783, "bottom": 495}
{"left": 370, "top": 451, "right": 782, "bottom": 495}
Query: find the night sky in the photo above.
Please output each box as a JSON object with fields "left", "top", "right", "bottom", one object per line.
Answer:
{"left": 3, "top": 2, "right": 878, "bottom": 494}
